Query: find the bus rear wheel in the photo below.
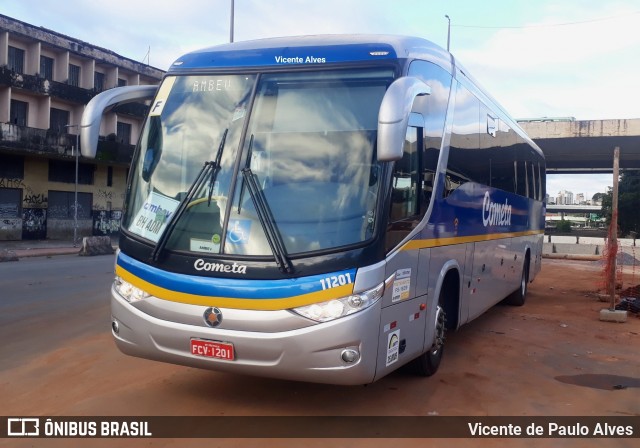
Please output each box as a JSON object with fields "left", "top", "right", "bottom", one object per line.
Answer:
{"left": 413, "top": 300, "right": 446, "bottom": 377}
{"left": 505, "top": 255, "right": 529, "bottom": 306}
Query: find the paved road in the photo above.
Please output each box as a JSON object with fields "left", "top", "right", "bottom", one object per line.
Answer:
{"left": 1, "top": 256, "right": 638, "bottom": 448}
{"left": 0, "top": 254, "right": 115, "bottom": 371}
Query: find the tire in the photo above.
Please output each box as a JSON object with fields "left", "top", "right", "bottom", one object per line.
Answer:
{"left": 413, "top": 294, "right": 446, "bottom": 377}
{"left": 505, "top": 256, "right": 529, "bottom": 306}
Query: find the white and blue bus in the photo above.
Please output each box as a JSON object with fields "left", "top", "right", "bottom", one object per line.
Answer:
{"left": 81, "top": 35, "right": 545, "bottom": 385}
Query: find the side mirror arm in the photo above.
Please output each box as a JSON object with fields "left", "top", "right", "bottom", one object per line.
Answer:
{"left": 80, "top": 85, "right": 159, "bottom": 158}
{"left": 377, "top": 77, "right": 430, "bottom": 162}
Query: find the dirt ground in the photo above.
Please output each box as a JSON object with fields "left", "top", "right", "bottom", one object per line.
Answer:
{"left": 1, "top": 258, "right": 639, "bottom": 448}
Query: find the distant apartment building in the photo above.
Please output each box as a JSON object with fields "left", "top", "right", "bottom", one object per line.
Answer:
{"left": 575, "top": 193, "right": 585, "bottom": 204}
{"left": 0, "top": 14, "right": 164, "bottom": 240}
{"left": 556, "top": 190, "right": 574, "bottom": 205}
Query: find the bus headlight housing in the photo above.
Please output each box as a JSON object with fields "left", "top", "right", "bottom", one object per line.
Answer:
{"left": 292, "top": 282, "right": 384, "bottom": 322}
{"left": 114, "top": 276, "right": 150, "bottom": 303}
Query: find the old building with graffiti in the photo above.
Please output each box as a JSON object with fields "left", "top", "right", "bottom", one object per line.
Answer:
{"left": 0, "top": 14, "right": 164, "bottom": 240}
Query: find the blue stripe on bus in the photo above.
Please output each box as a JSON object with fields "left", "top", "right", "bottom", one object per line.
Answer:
{"left": 171, "top": 44, "right": 397, "bottom": 70}
{"left": 116, "top": 252, "right": 356, "bottom": 300}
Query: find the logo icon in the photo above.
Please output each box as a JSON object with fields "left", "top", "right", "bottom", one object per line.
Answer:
{"left": 203, "top": 307, "right": 223, "bottom": 328}
{"left": 7, "top": 418, "right": 39, "bottom": 436}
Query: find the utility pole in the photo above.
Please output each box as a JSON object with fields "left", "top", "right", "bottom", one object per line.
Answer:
{"left": 445, "top": 15, "right": 451, "bottom": 52}
{"left": 65, "top": 124, "right": 80, "bottom": 247}
{"left": 609, "top": 146, "right": 620, "bottom": 308}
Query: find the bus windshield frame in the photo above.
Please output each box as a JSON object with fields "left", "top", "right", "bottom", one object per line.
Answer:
{"left": 121, "top": 67, "right": 396, "bottom": 259}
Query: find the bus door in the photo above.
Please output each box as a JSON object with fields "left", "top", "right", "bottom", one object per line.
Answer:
{"left": 375, "top": 117, "right": 429, "bottom": 379}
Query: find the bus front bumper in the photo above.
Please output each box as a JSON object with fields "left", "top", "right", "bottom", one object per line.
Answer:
{"left": 110, "top": 287, "right": 382, "bottom": 385}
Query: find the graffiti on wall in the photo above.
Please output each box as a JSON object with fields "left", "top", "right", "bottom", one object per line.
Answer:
{"left": 1, "top": 218, "right": 20, "bottom": 230}
{"left": 0, "top": 178, "right": 26, "bottom": 189}
{"left": 22, "top": 208, "right": 47, "bottom": 240}
{"left": 23, "top": 194, "right": 48, "bottom": 207}
{"left": 0, "top": 203, "right": 19, "bottom": 218}
{"left": 93, "top": 210, "right": 122, "bottom": 236}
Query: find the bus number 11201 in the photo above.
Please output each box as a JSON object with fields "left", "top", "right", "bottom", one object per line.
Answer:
{"left": 319, "top": 273, "right": 353, "bottom": 290}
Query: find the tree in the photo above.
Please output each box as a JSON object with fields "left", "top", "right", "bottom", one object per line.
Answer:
{"left": 592, "top": 192, "right": 606, "bottom": 204}
{"left": 600, "top": 171, "right": 640, "bottom": 236}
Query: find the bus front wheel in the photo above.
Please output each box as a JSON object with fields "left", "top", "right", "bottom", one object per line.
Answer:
{"left": 413, "top": 299, "right": 446, "bottom": 377}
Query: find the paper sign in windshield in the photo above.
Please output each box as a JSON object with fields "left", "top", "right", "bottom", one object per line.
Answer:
{"left": 129, "top": 192, "right": 179, "bottom": 242}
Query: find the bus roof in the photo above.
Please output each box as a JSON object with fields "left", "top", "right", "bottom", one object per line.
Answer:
{"left": 168, "top": 34, "right": 452, "bottom": 72}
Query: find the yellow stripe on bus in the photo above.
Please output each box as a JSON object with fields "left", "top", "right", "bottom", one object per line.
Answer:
{"left": 401, "top": 230, "right": 544, "bottom": 251}
{"left": 115, "top": 265, "right": 355, "bottom": 311}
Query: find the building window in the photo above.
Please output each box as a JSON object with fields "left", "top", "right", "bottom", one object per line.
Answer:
{"left": 0, "top": 154, "right": 25, "bottom": 179}
{"left": 117, "top": 78, "right": 127, "bottom": 87}
{"left": 40, "top": 56, "right": 54, "bottom": 79}
{"left": 48, "top": 160, "right": 94, "bottom": 185}
{"left": 107, "top": 166, "right": 113, "bottom": 187}
{"left": 10, "top": 100, "right": 28, "bottom": 127}
{"left": 0, "top": 188, "right": 22, "bottom": 219}
{"left": 8, "top": 46, "right": 25, "bottom": 74}
{"left": 48, "top": 190, "right": 92, "bottom": 219}
{"left": 68, "top": 64, "right": 81, "bottom": 87}
{"left": 94, "top": 72, "right": 105, "bottom": 91}
{"left": 49, "top": 108, "right": 70, "bottom": 133}
{"left": 117, "top": 122, "right": 132, "bottom": 145}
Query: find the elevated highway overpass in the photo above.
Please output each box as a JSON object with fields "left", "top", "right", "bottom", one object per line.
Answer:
{"left": 546, "top": 204, "right": 602, "bottom": 214}
{"left": 518, "top": 118, "right": 640, "bottom": 173}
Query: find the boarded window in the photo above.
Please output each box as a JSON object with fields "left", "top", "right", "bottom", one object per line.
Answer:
{"left": 68, "top": 64, "right": 81, "bottom": 87}
{"left": 48, "top": 160, "right": 94, "bottom": 185}
{"left": 117, "top": 122, "right": 132, "bottom": 145}
{"left": 48, "top": 190, "right": 92, "bottom": 219}
{"left": 10, "top": 100, "right": 28, "bottom": 127}
{"left": 40, "top": 55, "right": 54, "bottom": 79}
{"left": 0, "top": 188, "right": 21, "bottom": 218}
{"left": 8, "top": 46, "right": 24, "bottom": 73}
{"left": 49, "top": 108, "right": 70, "bottom": 133}
{"left": 0, "top": 154, "right": 24, "bottom": 179}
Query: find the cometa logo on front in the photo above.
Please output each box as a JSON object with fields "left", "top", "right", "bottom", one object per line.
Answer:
{"left": 482, "top": 191, "right": 512, "bottom": 227}
{"left": 194, "top": 259, "right": 248, "bottom": 274}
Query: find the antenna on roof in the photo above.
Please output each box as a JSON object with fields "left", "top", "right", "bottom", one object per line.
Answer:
{"left": 142, "top": 46, "right": 150, "bottom": 66}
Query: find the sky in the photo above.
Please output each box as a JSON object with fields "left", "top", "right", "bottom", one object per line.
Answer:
{"left": 3, "top": 0, "right": 639, "bottom": 200}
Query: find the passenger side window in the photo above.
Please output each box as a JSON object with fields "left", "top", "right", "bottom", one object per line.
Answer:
{"left": 386, "top": 124, "right": 422, "bottom": 251}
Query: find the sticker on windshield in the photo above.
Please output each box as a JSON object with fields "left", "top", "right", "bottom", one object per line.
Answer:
{"left": 190, "top": 238, "right": 220, "bottom": 254}
{"left": 232, "top": 106, "right": 246, "bottom": 122}
{"left": 226, "top": 219, "right": 251, "bottom": 245}
{"left": 149, "top": 77, "right": 177, "bottom": 117}
{"left": 129, "top": 192, "right": 179, "bottom": 242}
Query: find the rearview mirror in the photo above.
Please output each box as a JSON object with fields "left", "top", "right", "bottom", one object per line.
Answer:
{"left": 80, "top": 85, "right": 158, "bottom": 158}
{"left": 377, "top": 77, "right": 430, "bottom": 162}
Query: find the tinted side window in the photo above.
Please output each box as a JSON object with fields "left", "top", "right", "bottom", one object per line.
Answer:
{"left": 408, "top": 61, "right": 452, "bottom": 202}
{"left": 386, "top": 125, "right": 422, "bottom": 251}
{"left": 447, "top": 82, "right": 483, "bottom": 194}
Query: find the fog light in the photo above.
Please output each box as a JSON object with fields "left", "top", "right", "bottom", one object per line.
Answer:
{"left": 112, "top": 320, "right": 119, "bottom": 334}
{"left": 341, "top": 348, "right": 360, "bottom": 363}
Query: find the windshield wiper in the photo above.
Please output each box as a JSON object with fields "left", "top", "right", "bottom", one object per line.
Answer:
{"left": 208, "top": 129, "right": 227, "bottom": 206}
{"left": 241, "top": 166, "right": 294, "bottom": 274}
{"left": 151, "top": 129, "right": 228, "bottom": 262}
{"left": 237, "top": 134, "right": 254, "bottom": 213}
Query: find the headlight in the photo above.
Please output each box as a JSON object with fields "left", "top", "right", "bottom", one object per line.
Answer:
{"left": 114, "top": 276, "right": 150, "bottom": 302}
{"left": 292, "top": 282, "right": 384, "bottom": 322}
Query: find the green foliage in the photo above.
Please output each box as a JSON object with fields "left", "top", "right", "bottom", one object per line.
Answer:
{"left": 556, "top": 219, "right": 572, "bottom": 233}
{"left": 600, "top": 172, "right": 640, "bottom": 236}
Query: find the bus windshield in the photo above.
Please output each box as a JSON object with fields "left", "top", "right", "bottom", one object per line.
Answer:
{"left": 122, "top": 68, "right": 394, "bottom": 257}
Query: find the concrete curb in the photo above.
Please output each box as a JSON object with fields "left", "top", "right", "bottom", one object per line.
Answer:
{"left": 542, "top": 253, "right": 601, "bottom": 262}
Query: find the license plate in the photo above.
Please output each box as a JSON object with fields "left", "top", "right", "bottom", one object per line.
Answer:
{"left": 190, "top": 339, "right": 235, "bottom": 360}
